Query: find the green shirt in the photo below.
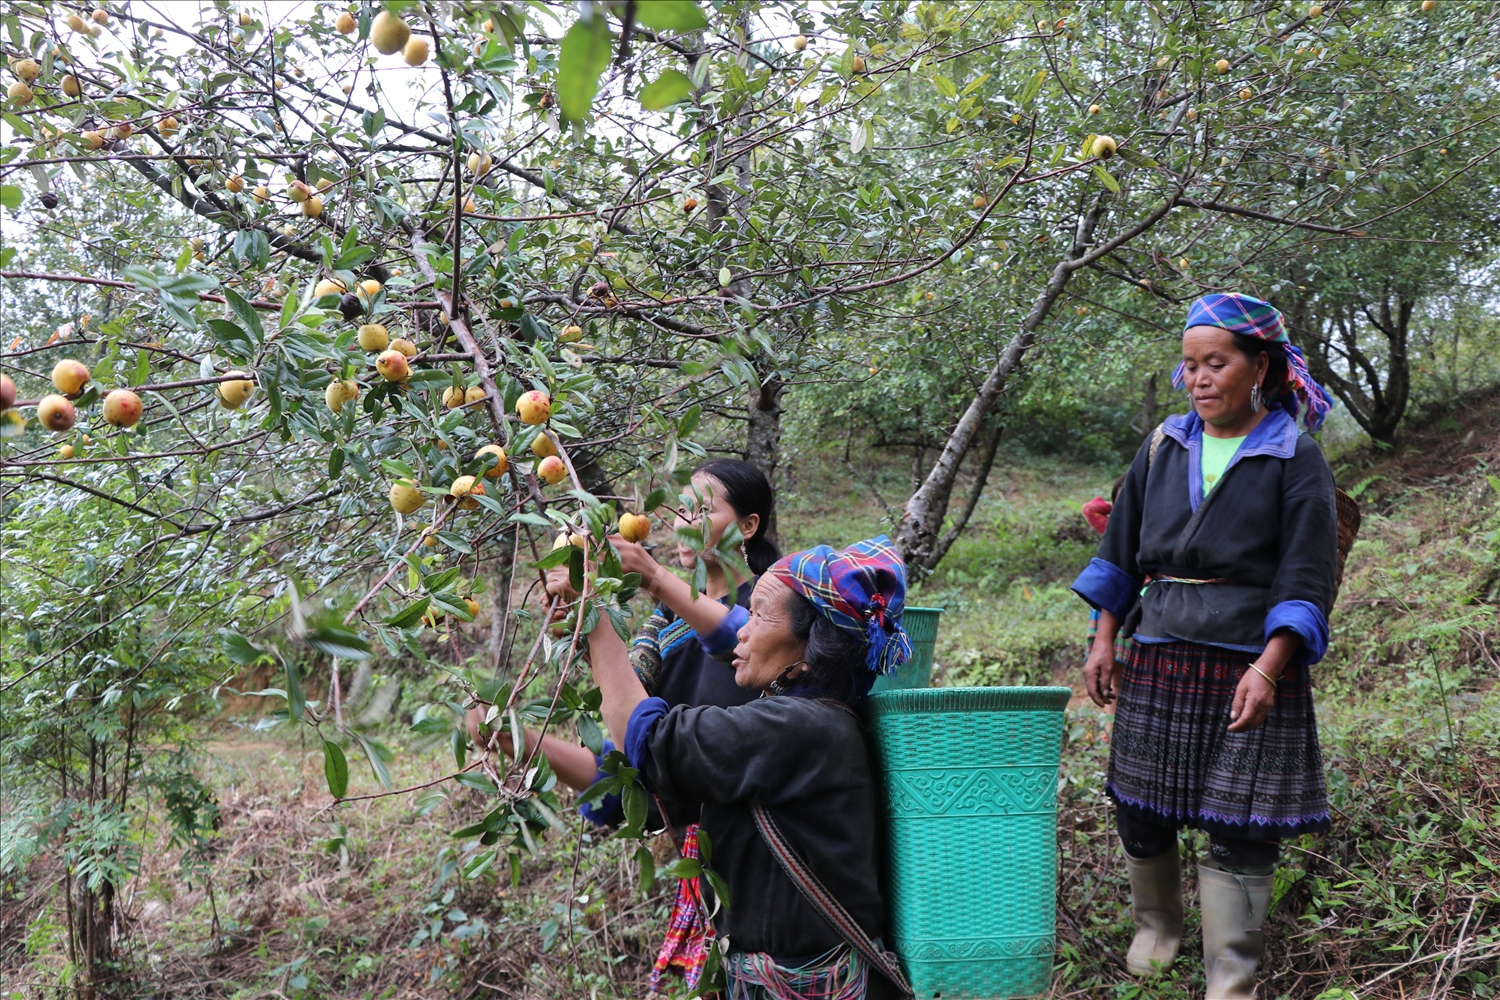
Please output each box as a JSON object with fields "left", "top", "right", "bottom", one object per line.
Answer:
{"left": 1201, "top": 433, "right": 1247, "bottom": 496}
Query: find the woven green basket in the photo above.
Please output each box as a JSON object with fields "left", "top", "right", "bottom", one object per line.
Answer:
{"left": 871, "top": 607, "right": 944, "bottom": 692}
{"left": 865, "top": 686, "right": 1071, "bottom": 999}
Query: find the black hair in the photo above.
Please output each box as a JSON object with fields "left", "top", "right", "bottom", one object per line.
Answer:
{"left": 1229, "top": 332, "right": 1291, "bottom": 405}
{"left": 786, "top": 591, "right": 868, "bottom": 704}
{"left": 693, "top": 458, "right": 781, "bottom": 575}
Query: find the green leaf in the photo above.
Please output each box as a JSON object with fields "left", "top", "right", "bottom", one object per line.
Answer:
{"left": 640, "top": 69, "right": 694, "bottom": 111}
{"left": 285, "top": 654, "right": 306, "bottom": 725}
{"left": 384, "top": 596, "right": 430, "bottom": 629}
{"left": 633, "top": 0, "right": 708, "bottom": 30}
{"left": 643, "top": 487, "right": 669, "bottom": 511}
{"left": 410, "top": 716, "right": 453, "bottom": 735}
{"left": 931, "top": 75, "right": 957, "bottom": 98}
{"left": 1116, "top": 147, "right": 1160, "bottom": 169}
{"left": 1092, "top": 164, "right": 1121, "bottom": 193}
{"left": 305, "top": 626, "right": 372, "bottom": 659}
{"left": 576, "top": 713, "right": 604, "bottom": 755}
{"left": 462, "top": 849, "right": 498, "bottom": 879}
{"left": 557, "top": 16, "right": 612, "bottom": 125}
{"left": 218, "top": 629, "right": 270, "bottom": 665}
{"left": 323, "top": 741, "right": 349, "bottom": 798}
{"left": 221, "top": 286, "right": 265, "bottom": 342}
{"left": 0, "top": 184, "right": 21, "bottom": 210}
{"left": 635, "top": 844, "right": 656, "bottom": 894}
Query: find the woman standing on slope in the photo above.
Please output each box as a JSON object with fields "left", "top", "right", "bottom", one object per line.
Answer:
{"left": 1071, "top": 294, "right": 1339, "bottom": 1000}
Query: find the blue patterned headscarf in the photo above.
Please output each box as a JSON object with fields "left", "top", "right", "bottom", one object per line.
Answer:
{"left": 1173, "top": 293, "right": 1334, "bottom": 431}
{"left": 771, "top": 535, "right": 913, "bottom": 676}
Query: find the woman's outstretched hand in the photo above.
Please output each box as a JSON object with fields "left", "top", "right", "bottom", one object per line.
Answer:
{"left": 609, "top": 537, "right": 662, "bottom": 591}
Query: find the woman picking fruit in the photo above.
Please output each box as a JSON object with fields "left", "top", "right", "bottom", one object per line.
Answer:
{"left": 468, "top": 458, "right": 779, "bottom": 991}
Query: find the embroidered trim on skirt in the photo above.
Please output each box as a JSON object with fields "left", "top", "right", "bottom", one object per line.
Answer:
{"left": 1107, "top": 640, "right": 1330, "bottom": 839}
{"left": 725, "top": 945, "right": 868, "bottom": 1000}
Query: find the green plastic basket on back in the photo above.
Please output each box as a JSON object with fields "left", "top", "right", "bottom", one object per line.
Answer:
{"left": 871, "top": 607, "right": 943, "bottom": 692}
{"left": 865, "top": 686, "right": 1072, "bottom": 999}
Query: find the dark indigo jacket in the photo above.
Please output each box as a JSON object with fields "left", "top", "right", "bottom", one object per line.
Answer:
{"left": 627, "top": 695, "right": 884, "bottom": 962}
{"left": 1071, "top": 408, "right": 1338, "bottom": 663}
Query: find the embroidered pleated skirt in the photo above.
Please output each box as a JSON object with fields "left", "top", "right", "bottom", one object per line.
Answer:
{"left": 1107, "top": 640, "right": 1331, "bottom": 840}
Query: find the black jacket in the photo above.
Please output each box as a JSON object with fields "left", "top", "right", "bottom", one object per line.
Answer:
{"left": 1072, "top": 408, "right": 1338, "bottom": 662}
{"left": 638, "top": 695, "right": 884, "bottom": 962}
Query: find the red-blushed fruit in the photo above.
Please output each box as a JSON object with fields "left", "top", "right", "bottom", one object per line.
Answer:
{"left": 102, "top": 389, "right": 143, "bottom": 427}
{"left": 38, "top": 394, "right": 77, "bottom": 431}
{"left": 375, "top": 350, "right": 409, "bottom": 381}
{"left": 0, "top": 373, "right": 15, "bottom": 410}
{"left": 515, "top": 389, "right": 551, "bottom": 425}
{"left": 389, "top": 479, "right": 426, "bottom": 514}
{"left": 530, "top": 432, "right": 557, "bottom": 458}
{"left": 618, "top": 512, "right": 651, "bottom": 543}
{"left": 52, "top": 358, "right": 91, "bottom": 394}
{"left": 476, "top": 443, "right": 507, "bottom": 478}
{"left": 537, "top": 455, "right": 566, "bottom": 485}
{"left": 450, "top": 474, "right": 485, "bottom": 509}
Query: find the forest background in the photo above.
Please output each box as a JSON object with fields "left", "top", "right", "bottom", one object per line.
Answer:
{"left": 1, "top": 1, "right": 1498, "bottom": 998}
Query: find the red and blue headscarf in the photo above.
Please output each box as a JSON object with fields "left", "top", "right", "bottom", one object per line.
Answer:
{"left": 771, "top": 535, "right": 913, "bottom": 676}
{"left": 1173, "top": 293, "right": 1333, "bottom": 431}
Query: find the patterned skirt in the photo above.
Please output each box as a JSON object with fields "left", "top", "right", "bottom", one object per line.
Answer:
{"left": 1107, "top": 640, "right": 1331, "bottom": 840}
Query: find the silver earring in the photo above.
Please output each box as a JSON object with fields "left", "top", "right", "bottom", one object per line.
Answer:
{"left": 1250, "top": 382, "right": 1262, "bottom": 413}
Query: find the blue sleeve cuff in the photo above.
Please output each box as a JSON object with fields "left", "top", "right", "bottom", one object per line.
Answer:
{"left": 624, "top": 697, "right": 669, "bottom": 777}
{"left": 1071, "top": 558, "right": 1140, "bottom": 621}
{"left": 1265, "top": 600, "right": 1328, "bottom": 665}
{"left": 576, "top": 739, "right": 622, "bottom": 827}
{"left": 698, "top": 605, "right": 749, "bottom": 657}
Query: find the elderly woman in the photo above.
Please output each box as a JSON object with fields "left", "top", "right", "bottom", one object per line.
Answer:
{"left": 469, "top": 458, "right": 777, "bottom": 990}
{"left": 1071, "top": 294, "right": 1339, "bottom": 1000}
{"left": 589, "top": 537, "right": 912, "bottom": 1000}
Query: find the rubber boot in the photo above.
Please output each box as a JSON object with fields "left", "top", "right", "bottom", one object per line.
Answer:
{"left": 1198, "top": 862, "right": 1274, "bottom": 999}
{"left": 1123, "top": 846, "right": 1184, "bottom": 976}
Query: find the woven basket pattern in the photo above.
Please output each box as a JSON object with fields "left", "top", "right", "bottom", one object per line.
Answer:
{"left": 872, "top": 607, "right": 944, "bottom": 692}
{"left": 866, "top": 687, "right": 1070, "bottom": 998}
{"left": 1334, "top": 488, "right": 1362, "bottom": 596}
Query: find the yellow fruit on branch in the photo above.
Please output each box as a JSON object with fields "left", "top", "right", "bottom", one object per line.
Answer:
{"left": 1092, "top": 135, "right": 1118, "bottom": 158}
{"left": 159, "top": 115, "right": 179, "bottom": 135}
{"left": 389, "top": 479, "right": 426, "bottom": 514}
{"left": 389, "top": 338, "right": 417, "bottom": 358}
{"left": 335, "top": 11, "right": 356, "bottom": 34}
{"left": 403, "top": 37, "right": 429, "bottom": 66}
{"left": 464, "top": 386, "right": 485, "bottom": 405}
{"left": 530, "top": 432, "right": 558, "bottom": 459}
{"left": 682, "top": 197, "right": 698, "bottom": 213}
{"left": 38, "top": 394, "right": 77, "bottom": 432}
{"left": 618, "top": 512, "right": 651, "bottom": 543}
{"left": 442, "top": 385, "right": 466, "bottom": 409}
{"left": 359, "top": 278, "right": 382, "bottom": 297}
{"left": 92, "top": 9, "right": 109, "bottom": 24}
{"left": 7, "top": 82, "right": 34, "bottom": 105}
{"left": 467, "top": 151, "right": 493, "bottom": 176}
{"left": 102, "top": 389, "right": 143, "bottom": 427}
{"left": 553, "top": 531, "right": 586, "bottom": 550}
{"left": 59, "top": 444, "right": 75, "bottom": 459}
{"left": 1215, "top": 58, "right": 1230, "bottom": 74}
{"left": 370, "top": 10, "right": 411, "bottom": 54}
{"left": 68, "top": 14, "right": 88, "bottom": 32}
{"left": 515, "top": 390, "right": 551, "bottom": 425}
{"left": 314, "top": 278, "right": 346, "bottom": 299}
{"left": 217, "top": 372, "right": 255, "bottom": 409}
{"left": 51, "top": 358, "right": 91, "bottom": 394}
{"left": 793, "top": 34, "right": 808, "bottom": 50}
{"left": 1088, "top": 103, "right": 1101, "bottom": 115}
{"left": 476, "top": 444, "right": 507, "bottom": 478}
{"left": 463, "top": 596, "right": 481, "bottom": 620}
{"left": 61, "top": 74, "right": 82, "bottom": 97}
{"left": 375, "top": 350, "right": 409, "bottom": 381}
{"left": 851, "top": 55, "right": 866, "bottom": 73}
{"left": 560, "top": 324, "right": 584, "bottom": 343}
{"left": 81, "top": 129, "right": 105, "bottom": 150}
{"left": 13, "top": 59, "right": 41, "bottom": 83}
{"left": 537, "top": 455, "right": 567, "bottom": 486}
{"left": 324, "top": 378, "right": 359, "bottom": 412}
{"left": 252, "top": 184, "right": 269, "bottom": 203}
{"left": 357, "top": 323, "right": 389, "bottom": 352}
{"left": 287, "top": 179, "right": 311, "bottom": 202}
{"left": 226, "top": 174, "right": 245, "bottom": 193}
{"left": 301, "top": 196, "right": 323, "bottom": 218}
{"left": 450, "top": 474, "right": 485, "bottom": 509}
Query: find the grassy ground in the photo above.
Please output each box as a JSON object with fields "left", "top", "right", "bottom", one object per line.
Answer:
{"left": 5, "top": 401, "right": 1499, "bottom": 998}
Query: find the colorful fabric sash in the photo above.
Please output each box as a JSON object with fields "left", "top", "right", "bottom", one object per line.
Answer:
{"left": 648, "top": 824, "right": 714, "bottom": 993}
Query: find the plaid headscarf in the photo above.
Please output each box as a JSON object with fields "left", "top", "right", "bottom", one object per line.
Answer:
{"left": 770, "top": 535, "right": 913, "bottom": 676}
{"left": 1173, "top": 293, "right": 1333, "bottom": 431}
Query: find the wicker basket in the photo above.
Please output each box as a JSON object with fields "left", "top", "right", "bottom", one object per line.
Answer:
{"left": 1334, "top": 487, "right": 1362, "bottom": 598}
{"left": 865, "top": 686, "right": 1072, "bottom": 999}
{"left": 871, "top": 607, "right": 944, "bottom": 693}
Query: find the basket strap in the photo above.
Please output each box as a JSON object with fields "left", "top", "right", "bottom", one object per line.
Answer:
{"left": 751, "top": 804, "right": 914, "bottom": 999}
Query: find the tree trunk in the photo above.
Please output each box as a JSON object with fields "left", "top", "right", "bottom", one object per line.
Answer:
{"left": 895, "top": 201, "right": 1106, "bottom": 573}
{"left": 1132, "top": 372, "right": 1159, "bottom": 438}
{"left": 1286, "top": 288, "right": 1413, "bottom": 446}
{"left": 745, "top": 374, "right": 784, "bottom": 549}
{"left": 924, "top": 421, "right": 1003, "bottom": 571}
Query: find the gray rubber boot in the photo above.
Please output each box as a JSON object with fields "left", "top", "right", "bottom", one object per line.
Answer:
{"left": 1198, "top": 862, "right": 1274, "bottom": 999}
{"left": 1123, "top": 846, "right": 1183, "bottom": 976}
